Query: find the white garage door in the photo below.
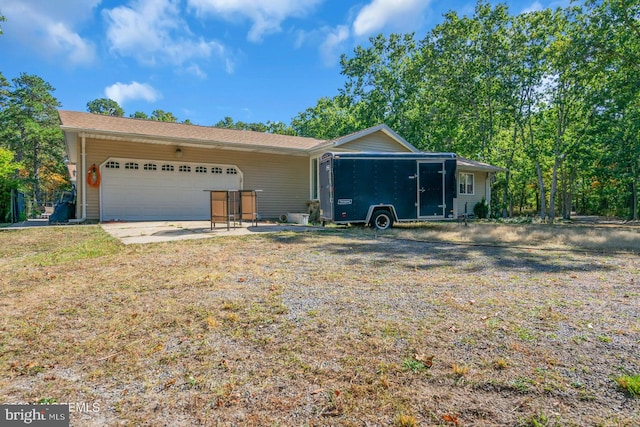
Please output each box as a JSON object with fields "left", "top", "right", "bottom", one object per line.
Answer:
{"left": 100, "top": 158, "right": 243, "bottom": 221}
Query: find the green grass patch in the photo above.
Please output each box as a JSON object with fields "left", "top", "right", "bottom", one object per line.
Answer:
{"left": 616, "top": 374, "right": 640, "bottom": 397}
{"left": 402, "top": 357, "right": 430, "bottom": 373}
{"left": 0, "top": 225, "right": 121, "bottom": 265}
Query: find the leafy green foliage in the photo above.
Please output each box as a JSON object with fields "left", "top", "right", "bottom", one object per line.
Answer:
{"left": 0, "top": 73, "right": 66, "bottom": 213}
{"left": 129, "top": 111, "right": 149, "bottom": 119}
{"left": 150, "top": 109, "right": 178, "bottom": 123}
{"left": 473, "top": 198, "right": 489, "bottom": 219}
{"left": 86, "top": 98, "right": 124, "bottom": 116}
{"left": 402, "top": 358, "right": 429, "bottom": 373}
{"left": 0, "top": 146, "right": 19, "bottom": 181}
{"left": 0, "top": 146, "right": 21, "bottom": 221}
{"left": 215, "top": 116, "right": 296, "bottom": 135}
{"left": 291, "top": 96, "right": 360, "bottom": 139}
{"left": 616, "top": 374, "right": 640, "bottom": 397}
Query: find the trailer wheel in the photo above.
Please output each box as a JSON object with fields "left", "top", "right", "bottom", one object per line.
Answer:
{"left": 371, "top": 210, "right": 393, "bottom": 230}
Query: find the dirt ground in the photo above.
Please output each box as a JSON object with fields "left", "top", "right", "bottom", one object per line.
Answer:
{"left": 0, "top": 224, "right": 638, "bottom": 426}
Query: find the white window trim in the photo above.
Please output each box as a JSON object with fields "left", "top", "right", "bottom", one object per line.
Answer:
{"left": 459, "top": 172, "right": 475, "bottom": 195}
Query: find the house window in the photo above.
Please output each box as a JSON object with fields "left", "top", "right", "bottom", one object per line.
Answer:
{"left": 459, "top": 172, "right": 474, "bottom": 195}
{"left": 105, "top": 161, "right": 120, "bottom": 169}
{"left": 144, "top": 163, "right": 157, "bottom": 171}
{"left": 125, "top": 162, "right": 139, "bottom": 170}
{"left": 179, "top": 165, "right": 191, "bottom": 173}
{"left": 162, "top": 164, "right": 174, "bottom": 172}
{"left": 211, "top": 167, "right": 223, "bottom": 174}
{"left": 226, "top": 168, "right": 237, "bottom": 175}
{"left": 195, "top": 166, "right": 207, "bottom": 173}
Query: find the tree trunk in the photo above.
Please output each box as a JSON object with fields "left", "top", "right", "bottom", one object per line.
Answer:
{"left": 632, "top": 174, "right": 639, "bottom": 221}
{"left": 502, "top": 125, "right": 518, "bottom": 218}
{"left": 519, "top": 184, "right": 527, "bottom": 214}
{"left": 32, "top": 139, "right": 41, "bottom": 208}
{"left": 536, "top": 160, "right": 547, "bottom": 221}
{"left": 502, "top": 170, "right": 510, "bottom": 218}
{"left": 522, "top": 116, "right": 547, "bottom": 220}
{"left": 549, "top": 155, "right": 562, "bottom": 223}
{"left": 562, "top": 166, "right": 574, "bottom": 220}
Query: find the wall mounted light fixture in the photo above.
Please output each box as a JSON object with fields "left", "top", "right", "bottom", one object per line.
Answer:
{"left": 175, "top": 148, "right": 183, "bottom": 158}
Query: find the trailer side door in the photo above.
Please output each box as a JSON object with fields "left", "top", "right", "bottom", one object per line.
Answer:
{"left": 319, "top": 156, "right": 333, "bottom": 221}
{"left": 418, "top": 161, "right": 445, "bottom": 218}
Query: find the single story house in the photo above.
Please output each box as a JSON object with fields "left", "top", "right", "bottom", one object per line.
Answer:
{"left": 58, "top": 110, "right": 503, "bottom": 222}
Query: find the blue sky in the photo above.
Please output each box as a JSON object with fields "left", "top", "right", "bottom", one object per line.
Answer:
{"left": 0, "top": 0, "right": 562, "bottom": 126}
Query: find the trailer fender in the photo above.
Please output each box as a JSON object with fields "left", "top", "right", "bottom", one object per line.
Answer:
{"left": 365, "top": 205, "right": 398, "bottom": 228}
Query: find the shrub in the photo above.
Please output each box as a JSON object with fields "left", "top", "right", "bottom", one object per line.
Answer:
{"left": 474, "top": 198, "right": 489, "bottom": 219}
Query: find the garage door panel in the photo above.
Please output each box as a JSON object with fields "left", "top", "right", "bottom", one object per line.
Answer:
{"left": 100, "top": 159, "right": 242, "bottom": 221}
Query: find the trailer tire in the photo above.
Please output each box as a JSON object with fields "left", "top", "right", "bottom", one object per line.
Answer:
{"left": 371, "top": 210, "right": 393, "bottom": 230}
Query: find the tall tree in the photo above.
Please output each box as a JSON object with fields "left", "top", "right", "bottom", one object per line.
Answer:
{"left": 214, "top": 116, "right": 266, "bottom": 132}
{"left": 130, "top": 111, "right": 149, "bottom": 119}
{"left": 417, "top": 2, "right": 513, "bottom": 158}
{"left": 291, "top": 96, "right": 360, "bottom": 139}
{"left": 0, "top": 146, "right": 21, "bottom": 221}
{"left": 538, "top": 7, "right": 585, "bottom": 221}
{"left": 86, "top": 98, "right": 124, "bottom": 116}
{"left": 0, "top": 74, "right": 64, "bottom": 208}
{"left": 339, "top": 33, "right": 420, "bottom": 143}
{"left": 151, "top": 109, "right": 178, "bottom": 123}
{"left": 580, "top": 0, "right": 640, "bottom": 219}
{"left": 265, "top": 121, "right": 296, "bottom": 136}
{"left": 0, "top": 72, "right": 9, "bottom": 108}
{"left": 214, "top": 116, "right": 295, "bottom": 135}
{"left": 505, "top": 10, "right": 555, "bottom": 220}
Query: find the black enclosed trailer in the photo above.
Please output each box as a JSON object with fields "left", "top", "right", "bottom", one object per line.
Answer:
{"left": 319, "top": 152, "right": 457, "bottom": 230}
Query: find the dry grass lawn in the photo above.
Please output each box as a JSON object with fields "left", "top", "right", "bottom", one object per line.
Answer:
{"left": 0, "top": 222, "right": 639, "bottom": 426}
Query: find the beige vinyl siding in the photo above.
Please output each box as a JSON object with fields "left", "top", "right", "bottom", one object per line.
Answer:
{"left": 455, "top": 169, "right": 488, "bottom": 216}
{"left": 334, "top": 131, "right": 414, "bottom": 153}
{"left": 78, "top": 137, "right": 309, "bottom": 220}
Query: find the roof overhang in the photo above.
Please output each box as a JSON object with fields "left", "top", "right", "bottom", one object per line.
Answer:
{"left": 457, "top": 157, "right": 507, "bottom": 173}
{"left": 63, "top": 130, "right": 79, "bottom": 164}
{"left": 60, "top": 126, "right": 312, "bottom": 163}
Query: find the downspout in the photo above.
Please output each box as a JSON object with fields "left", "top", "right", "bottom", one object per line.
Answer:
{"left": 69, "top": 132, "right": 87, "bottom": 223}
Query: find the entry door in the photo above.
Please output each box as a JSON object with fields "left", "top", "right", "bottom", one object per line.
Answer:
{"left": 418, "top": 162, "right": 445, "bottom": 218}
{"left": 319, "top": 158, "right": 333, "bottom": 219}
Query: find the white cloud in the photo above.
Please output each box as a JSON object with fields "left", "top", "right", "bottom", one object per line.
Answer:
{"left": 353, "top": 0, "right": 431, "bottom": 37}
{"left": 319, "top": 25, "right": 350, "bottom": 66}
{"left": 103, "top": 0, "right": 232, "bottom": 71}
{"left": 185, "top": 64, "right": 208, "bottom": 79}
{"left": 105, "top": 81, "right": 161, "bottom": 105}
{"left": 293, "top": 25, "right": 350, "bottom": 67}
{"left": 0, "top": 0, "right": 101, "bottom": 25}
{"left": 0, "top": 0, "right": 98, "bottom": 65}
{"left": 521, "top": 1, "right": 544, "bottom": 14}
{"left": 48, "top": 22, "right": 96, "bottom": 64}
{"left": 187, "top": 0, "right": 322, "bottom": 42}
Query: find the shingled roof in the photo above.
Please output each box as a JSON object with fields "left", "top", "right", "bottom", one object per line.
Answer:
{"left": 58, "top": 110, "right": 325, "bottom": 152}
{"left": 457, "top": 156, "right": 506, "bottom": 172}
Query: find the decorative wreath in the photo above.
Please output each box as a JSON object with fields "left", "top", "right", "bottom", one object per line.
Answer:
{"left": 87, "top": 164, "right": 101, "bottom": 188}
